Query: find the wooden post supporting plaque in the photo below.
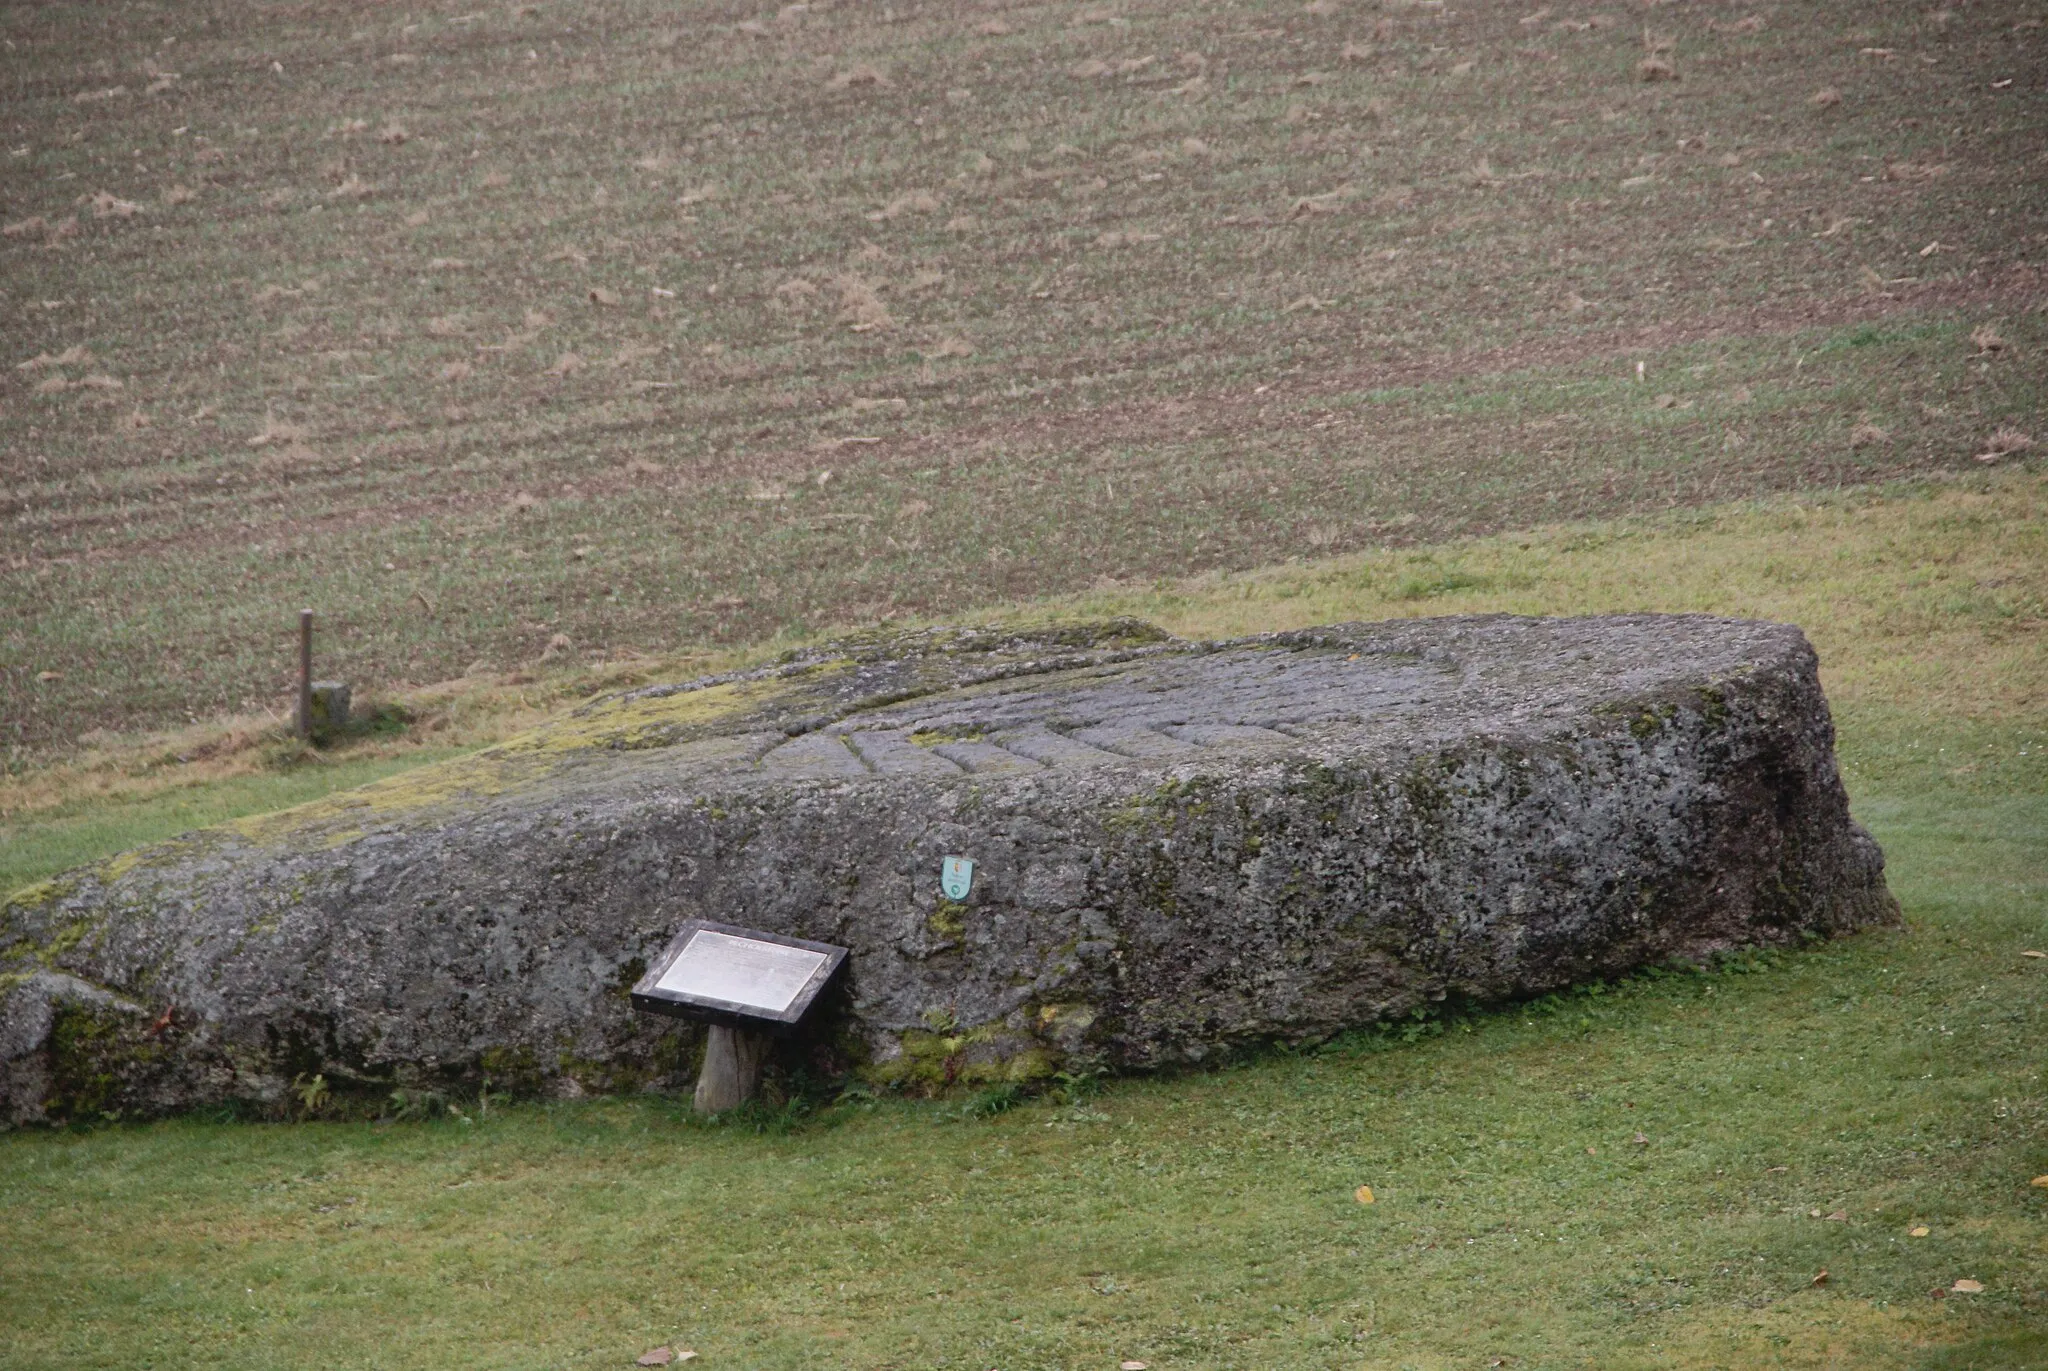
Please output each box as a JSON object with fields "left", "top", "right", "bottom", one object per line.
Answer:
{"left": 694, "top": 1025, "right": 771, "bottom": 1114}
{"left": 630, "top": 921, "right": 848, "bottom": 1116}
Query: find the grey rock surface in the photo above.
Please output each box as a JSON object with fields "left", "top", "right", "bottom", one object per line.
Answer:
{"left": 1, "top": 615, "right": 1896, "bottom": 1124}
{"left": 308, "top": 681, "right": 351, "bottom": 740}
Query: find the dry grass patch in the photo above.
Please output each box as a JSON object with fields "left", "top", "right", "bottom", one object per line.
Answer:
{"left": 1975, "top": 426, "right": 2033, "bottom": 463}
{"left": 832, "top": 273, "right": 894, "bottom": 331}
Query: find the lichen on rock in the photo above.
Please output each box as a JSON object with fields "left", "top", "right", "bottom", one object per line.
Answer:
{"left": 1, "top": 615, "right": 1896, "bottom": 1125}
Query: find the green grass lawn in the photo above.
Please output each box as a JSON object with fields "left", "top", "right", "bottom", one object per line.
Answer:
{"left": 0, "top": 749, "right": 468, "bottom": 895}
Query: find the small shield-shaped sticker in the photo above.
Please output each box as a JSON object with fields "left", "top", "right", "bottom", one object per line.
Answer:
{"left": 940, "top": 855, "right": 974, "bottom": 901}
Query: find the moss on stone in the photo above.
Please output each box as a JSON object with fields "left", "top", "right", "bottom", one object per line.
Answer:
{"left": 36, "top": 918, "right": 95, "bottom": 967}
{"left": 2, "top": 874, "right": 81, "bottom": 914}
{"left": 928, "top": 899, "right": 967, "bottom": 941}
{"left": 479, "top": 1045, "right": 544, "bottom": 1096}
{"left": 1697, "top": 684, "right": 1731, "bottom": 728}
{"left": 46, "top": 1001, "right": 160, "bottom": 1122}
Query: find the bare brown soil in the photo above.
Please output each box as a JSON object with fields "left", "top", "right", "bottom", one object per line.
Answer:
{"left": 2, "top": 0, "right": 2043, "bottom": 755}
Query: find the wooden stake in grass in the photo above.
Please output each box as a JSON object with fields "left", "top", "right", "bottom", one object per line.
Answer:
{"left": 297, "top": 609, "right": 313, "bottom": 740}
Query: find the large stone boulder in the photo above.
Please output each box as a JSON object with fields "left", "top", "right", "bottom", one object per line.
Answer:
{"left": 1, "top": 615, "right": 1895, "bottom": 1124}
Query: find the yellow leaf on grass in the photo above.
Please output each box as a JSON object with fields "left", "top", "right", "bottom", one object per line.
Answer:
{"left": 1910, "top": 1226, "right": 1931, "bottom": 1237}
{"left": 1951, "top": 1279, "right": 1984, "bottom": 1294}
{"left": 1354, "top": 1185, "right": 1375, "bottom": 1204}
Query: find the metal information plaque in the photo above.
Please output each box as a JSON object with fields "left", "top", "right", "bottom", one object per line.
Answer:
{"left": 630, "top": 920, "right": 848, "bottom": 1033}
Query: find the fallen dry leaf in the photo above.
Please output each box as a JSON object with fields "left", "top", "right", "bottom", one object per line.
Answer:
{"left": 1811, "top": 1269, "right": 1829, "bottom": 1286}
{"left": 828, "top": 63, "right": 889, "bottom": 89}
{"left": 89, "top": 190, "right": 143, "bottom": 218}
{"left": 635, "top": 1345, "right": 672, "bottom": 1365}
{"left": 878, "top": 190, "right": 940, "bottom": 219}
{"left": 1354, "top": 1184, "right": 1374, "bottom": 1204}
{"left": 1120, "top": 1362, "right": 1149, "bottom": 1370}
{"left": 2022, "top": 951, "right": 2046, "bottom": 960}
{"left": 37, "top": 671, "right": 63, "bottom": 683}
{"left": 1974, "top": 427, "right": 2033, "bottom": 463}
{"left": 1951, "top": 1279, "right": 1984, "bottom": 1294}
{"left": 1970, "top": 324, "right": 2008, "bottom": 355}
{"left": 1911, "top": 1225, "right": 1931, "bottom": 1237}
